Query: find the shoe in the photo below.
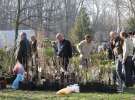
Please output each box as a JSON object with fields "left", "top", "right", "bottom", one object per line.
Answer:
{"left": 117, "top": 84, "right": 124, "bottom": 93}
{"left": 122, "top": 83, "right": 126, "bottom": 89}
{"left": 117, "top": 88, "right": 123, "bottom": 93}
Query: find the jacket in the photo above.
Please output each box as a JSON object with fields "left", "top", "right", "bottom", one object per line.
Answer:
{"left": 57, "top": 39, "right": 72, "bottom": 58}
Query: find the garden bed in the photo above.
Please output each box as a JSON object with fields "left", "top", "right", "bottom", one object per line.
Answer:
{"left": 0, "top": 76, "right": 7, "bottom": 89}
{"left": 17, "top": 80, "right": 117, "bottom": 93}
{"left": 79, "top": 81, "right": 117, "bottom": 93}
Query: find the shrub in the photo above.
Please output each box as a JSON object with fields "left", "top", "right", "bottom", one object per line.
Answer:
{"left": 126, "top": 17, "right": 135, "bottom": 31}
{"left": 0, "top": 48, "right": 15, "bottom": 75}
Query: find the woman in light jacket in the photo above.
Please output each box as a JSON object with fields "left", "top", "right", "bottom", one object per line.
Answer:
{"left": 120, "top": 32, "right": 134, "bottom": 87}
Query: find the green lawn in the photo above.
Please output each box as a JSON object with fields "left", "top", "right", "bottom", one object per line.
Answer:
{"left": 0, "top": 88, "right": 135, "bottom": 100}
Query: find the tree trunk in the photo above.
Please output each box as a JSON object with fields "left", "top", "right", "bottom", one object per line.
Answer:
{"left": 15, "top": 0, "right": 21, "bottom": 48}
{"left": 129, "top": 0, "right": 135, "bottom": 17}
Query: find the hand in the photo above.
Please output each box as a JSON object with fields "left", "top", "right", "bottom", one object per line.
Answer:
{"left": 132, "top": 55, "right": 135, "bottom": 61}
{"left": 122, "top": 60, "right": 125, "bottom": 65}
{"left": 80, "top": 54, "right": 84, "bottom": 59}
{"left": 113, "top": 48, "right": 118, "bottom": 56}
{"left": 57, "top": 56, "right": 60, "bottom": 59}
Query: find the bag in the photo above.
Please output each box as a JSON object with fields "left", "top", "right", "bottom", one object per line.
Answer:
{"left": 56, "top": 87, "right": 73, "bottom": 96}
{"left": 56, "top": 84, "right": 80, "bottom": 96}
{"left": 67, "top": 84, "right": 80, "bottom": 93}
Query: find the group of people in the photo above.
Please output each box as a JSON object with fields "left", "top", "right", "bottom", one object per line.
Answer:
{"left": 109, "top": 31, "right": 135, "bottom": 92}
{"left": 16, "top": 32, "right": 38, "bottom": 70}
{"left": 53, "top": 33, "right": 94, "bottom": 72}
{"left": 12, "top": 32, "right": 38, "bottom": 89}
{"left": 14, "top": 32, "right": 95, "bottom": 77}
{"left": 55, "top": 32, "right": 135, "bottom": 93}
{"left": 12, "top": 31, "right": 135, "bottom": 92}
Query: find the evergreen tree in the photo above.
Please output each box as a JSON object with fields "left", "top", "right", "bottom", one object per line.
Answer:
{"left": 70, "top": 7, "right": 92, "bottom": 43}
{"left": 127, "top": 17, "right": 135, "bottom": 31}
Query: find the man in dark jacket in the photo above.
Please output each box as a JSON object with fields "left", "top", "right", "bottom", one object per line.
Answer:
{"left": 17, "top": 32, "right": 31, "bottom": 71}
{"left": 109, "top": 31, "right": 126, "bottom": 92}
{"left": 108, "top": 31, "right": 125, "bottom": 92}
{"left": 56, "top": 33, "right": 72, "bottom": 71}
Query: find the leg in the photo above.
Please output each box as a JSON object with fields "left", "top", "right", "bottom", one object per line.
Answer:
{"left": 116, "top": 57, "right": 124, "bottom": 92}
{"left": 63, "top": 57, "right": 69, "bottom": 71}
{"left": 125, "top": 56, "right": 134, "bottom": 87}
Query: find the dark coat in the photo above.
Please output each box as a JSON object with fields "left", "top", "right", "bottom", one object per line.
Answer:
{"left": 17, "top": 39, "right": 31, "bottom": 65}
{"left": 31, "top": 40, "right": 37, "bottom": 53}
{"left": 57, "top": 39, "right": 72, "bottom": 58}
{"left": 107, "top": 41, "right": 115, "bottom": 60}
{"left": 107, "top": 36, "right": 123, "bottom": 60}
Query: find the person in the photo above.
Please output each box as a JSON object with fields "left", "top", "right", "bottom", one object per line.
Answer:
{"left": 13, "top": 71, "right": 34, "bottom": 90}
{"left": 77, "top": 34, "right": 93, "bottom": 68}
{"left": 107, "top": 31, "right": 117, "bottom": 61}
{"left": 112, "top": 34, "right": 125, "bottom": 92}
{"left": 132, "top": 31, "right": 135, "bottom": 47}
{"left": 131, "top": 31, "right": 135, "bottom": 60}
{"left": 30, "top": 36, "right": 39, "bottom": 83}
{"left": 51, "top": 41, "right": 59, "bottom": 67}
{"left": 11, "top": 73, "right": 24, "bottom": 90}
{"left": 12, "top": 61, "right": 25, "bottom": 90}
{"left": 13, "top": 61, "right": 25, "bottom": 75}
{"left": 30, "top": 36, "right": 38, "bottom": 66}
{"left": 120, "top": 32, "right": 134, "bottom": 87}
{"left": 51, "top": 41, "right": 58, "bottom": 56}
{"left": 17, "top": 32, "right": 31, "bottom": 72}
{"left": 132, "top": 32, "right": 135, "bottom": 80}
{"left": 56, "top": 33, "right": 72, "bottom": 72}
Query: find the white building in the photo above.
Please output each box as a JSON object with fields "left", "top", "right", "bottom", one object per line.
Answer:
{"left": 0, "top": 30, "right": 35, "bottom": 48}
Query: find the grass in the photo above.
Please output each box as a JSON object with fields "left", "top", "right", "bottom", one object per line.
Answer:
{"left": 0, "top": 87, "right": 135, "bottom": 100}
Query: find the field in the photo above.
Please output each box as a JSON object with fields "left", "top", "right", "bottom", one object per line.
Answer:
{"left": 0, "top": 87, "right": 135, "bottom": 100}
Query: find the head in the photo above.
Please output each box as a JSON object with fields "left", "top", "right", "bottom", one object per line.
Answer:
{"left": 128, "top": 32, "right": 133, "bottom": 38}
{"left": 56, "top": 33, "right": 64, "bottom": 42}
{"left": 109, "top": 31, "right": 116, "bottom": 40}
{"left": 133, "top": 31, "right": 135, "bottom": 36}
{"left": 120, "top": 31, "right": 128, "bottom": 40}
{"left": 20, "top": 32, "right": 27, "bottom": 40}
{"left": 128, "top": 31, "right": 133, "bottom": 35}
{"left": 31, "top": 36, "right": 36, "bottom": 41}
{"left": 85, "top": 34, "right": 92, "bottom": 43}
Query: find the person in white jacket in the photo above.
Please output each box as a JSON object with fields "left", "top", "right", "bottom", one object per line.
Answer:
{"left": 77, "top": 34, "right": 94, "bottom": 68}
{"left": 120, "top": 31, "right": 134, "bottom": 87}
